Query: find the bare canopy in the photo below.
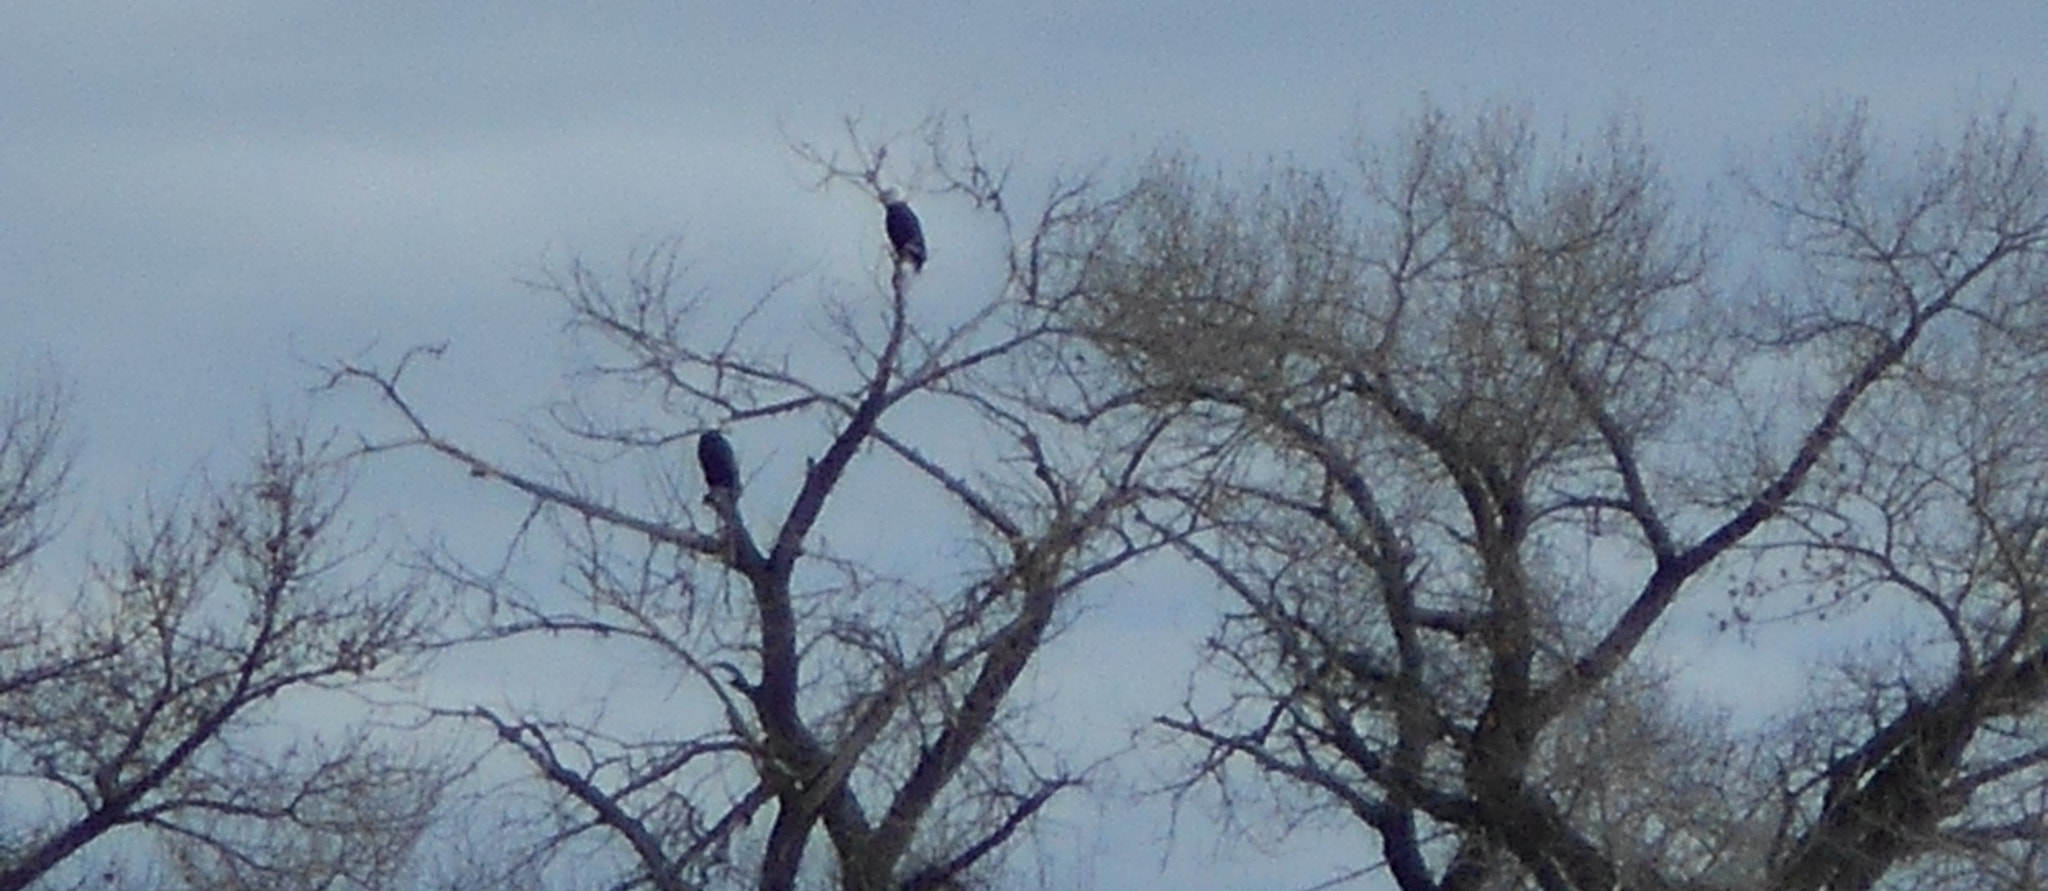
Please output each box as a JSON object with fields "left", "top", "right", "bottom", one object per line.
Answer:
{"left": 1062, "top": 101, "right": 2048, "bottom": 891}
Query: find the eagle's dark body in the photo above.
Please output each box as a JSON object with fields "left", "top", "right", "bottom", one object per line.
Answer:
{"left": 884, "top": 199, "right": 926, "bottom": 271}
{"left": 698, "top": 430, "right": 738, "bottom": 494}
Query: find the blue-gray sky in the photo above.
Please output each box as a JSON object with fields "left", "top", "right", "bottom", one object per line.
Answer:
{"left": 6, "top": 0, "right": 2044, "bottom": 512}
{"left": 4, "top": 3, "right": 2045, "bottom": 888}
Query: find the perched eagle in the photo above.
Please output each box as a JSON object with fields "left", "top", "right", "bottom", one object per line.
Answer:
{"left": 882, "top": 191, "right": 927, "bottom": 272}
{"left": 697, "top": 429, "right": 738, "bottom": 496}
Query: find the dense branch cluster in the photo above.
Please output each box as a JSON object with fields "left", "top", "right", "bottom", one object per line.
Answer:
{"left": 1066, "top": 103, "right": 2048, "bottom": 890}
{"left": 0, "top": 422, "right": 442, "bottom": 891}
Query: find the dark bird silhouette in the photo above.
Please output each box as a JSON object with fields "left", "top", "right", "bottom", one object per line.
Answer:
{"left": 882, "top": 191, "right": 927, "bottom": 272}
{"left": 697, "top": 429, "right": 738, "bottom": 496}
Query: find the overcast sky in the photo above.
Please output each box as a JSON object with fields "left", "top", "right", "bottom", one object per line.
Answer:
{"left": 3, "top": 3, "right": 2045, "bottom": 888}
{"left": 7, "top": 1, "right": 2044, "bottom": 517}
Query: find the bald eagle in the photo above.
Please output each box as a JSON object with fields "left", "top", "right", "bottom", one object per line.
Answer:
{"left": 697, "top": 430, "right": 738, "bottom": 497}
{"left": 882, "top": 192, "right": 927, "bottom": 272}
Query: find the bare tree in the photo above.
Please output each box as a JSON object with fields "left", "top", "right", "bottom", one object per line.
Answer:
{"left": 0, "top": 375, "right": 78, "bottom": 737}
{"left": 1061, "top": 101, "right": 2048, "bottom": 890}
{"left": 0, "top": 373, "right": 70, "bottom": 583}
{"left": 0, "top": 420, "right": 447, "bottom": 891}
{"left": 335, "top": 120, "right": 1176, "bottom": 891}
